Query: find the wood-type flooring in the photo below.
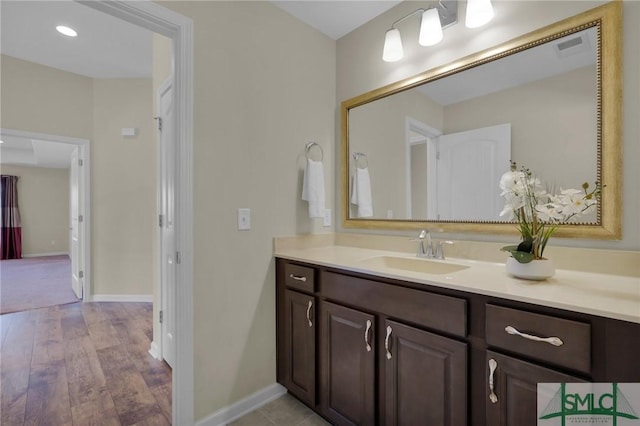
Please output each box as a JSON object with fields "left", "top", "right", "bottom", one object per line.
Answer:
{"left": 0, "top": 302, "right": 171, "bottom": 425}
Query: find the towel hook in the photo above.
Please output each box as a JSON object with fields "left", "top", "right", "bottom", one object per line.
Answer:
{"left": 305, "top": 141, "right": 323, "bottom": 161}
{"left": 352, "top": 152, "right": 369, "bottom": 169}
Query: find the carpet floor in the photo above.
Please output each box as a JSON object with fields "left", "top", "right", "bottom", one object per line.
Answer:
{"left": 0, "top": 255, "right": 80, "bottom": 314}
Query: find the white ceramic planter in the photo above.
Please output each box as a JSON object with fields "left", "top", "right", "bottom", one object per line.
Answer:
{"left": 505, "top": 257, "right": 555, "bottom": 280}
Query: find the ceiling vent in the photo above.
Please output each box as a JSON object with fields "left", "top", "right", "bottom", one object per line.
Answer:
{"left": 554, "top": 32, "right": 590, "bottom": 58}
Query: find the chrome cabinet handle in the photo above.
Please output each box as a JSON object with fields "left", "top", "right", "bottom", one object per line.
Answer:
{"left": 488, "top": 358, "right": 498, "bottom": 403}
{"left": 505, "top": 325, "right": 563, "bottom": 347}
{"left": 290, "top": 274, "right": 307, "bottom": 282}
{"left": 306, "top": 300, "right": 313, "bottom": 327}
{"left": 384, "top": 325, "right": 393, "bottom": 360}
{"left": 364, "top": 320, "right": 372, "bottom": 352}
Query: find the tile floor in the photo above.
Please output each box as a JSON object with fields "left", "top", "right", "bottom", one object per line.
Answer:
{"left": 229, "top": 393, "right": 331, "bottom": 426}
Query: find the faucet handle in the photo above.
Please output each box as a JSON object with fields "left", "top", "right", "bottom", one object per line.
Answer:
{"left": 435, "top": 240, "right": 454, "bottom": 259}
{"left": 409, "top": 229, "right": 428, "bottom": 241}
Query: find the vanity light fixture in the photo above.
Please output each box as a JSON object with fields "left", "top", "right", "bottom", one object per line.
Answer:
{"left": 56, "top": 25, "right": 78, "bottom": 37}
{"left": 382, "top": 0, "right": 494, "bottom": 62}
{"left": 465, "top": 0, "right": 494, "bottom": 28}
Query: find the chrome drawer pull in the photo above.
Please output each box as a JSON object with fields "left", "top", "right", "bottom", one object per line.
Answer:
{"left": 364, "top": 320, "right": 372, "bottom": 352}
{"left": 505, "top": 325, "right": 564, "bottom": 347}
{"left": 384, "top": 326, "right": 393, "bottom": 360}
{"left": 306, "top": 300, "right": 313, "bottom": 327}
{"left": 488, "top": 358, "right": 498, "bottom": 403}
{"left": 289, "top": 274, "right": 307, "bottom": 282}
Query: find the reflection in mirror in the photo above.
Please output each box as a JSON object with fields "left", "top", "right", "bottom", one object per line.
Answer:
{"left": 349, "top": 27, "right": 597, "bottom": 222}
{"left": 342, "top": 1, "right": 622, "bottom": 238}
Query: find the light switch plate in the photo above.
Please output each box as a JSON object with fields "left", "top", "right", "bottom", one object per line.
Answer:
{"left": 323, "top": 209, "right": 331, "bottom": 227}
{"left": 238, "top": 208, "right": 251, "bottom": 230}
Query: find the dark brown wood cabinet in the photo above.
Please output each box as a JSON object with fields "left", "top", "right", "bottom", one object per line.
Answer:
{"left": 319, "top": 301, "right": 376, "bottom": 426}
{"left": 283, "top": 289, "right": 316, "bottom": 406}
{"left": 275, "top": 257, "right": 640, "bottom": 426}
{"left": 384, "top": 319, "right": 467, "bottom": 426}
{"left": 485, "top": 351, "right": 586, "bottom": 426}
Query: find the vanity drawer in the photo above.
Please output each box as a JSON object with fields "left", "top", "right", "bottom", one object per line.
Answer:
{"left": 486, "top": 304, "right": 591, "bottom": 374}
{"left": 284, "top": 263, "right": 315, "bottom": 293}
{"left": 321, "top": 271, "right": 466, "bottom": 337}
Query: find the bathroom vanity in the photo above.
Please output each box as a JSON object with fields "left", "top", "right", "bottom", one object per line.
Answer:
{"left": 275, "top": 244, "right": 640, "bottom": 426}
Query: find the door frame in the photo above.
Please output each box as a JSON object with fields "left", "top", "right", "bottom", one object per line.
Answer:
{"left": 404, "top": 117, "right": 441, "bottom": 219}
{"left": 78, "top": 2, "right": 194, "bottom": 424}
{"left": 0, "top": 128, "right": 90, "bottom": 300}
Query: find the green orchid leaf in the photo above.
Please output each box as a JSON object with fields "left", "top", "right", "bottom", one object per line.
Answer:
{"left": 501, "top": 246, "right": 535, "bottom": 263}
{"left": 510, "top": 250, "right": 535, "bottom": 263}
{"left": 500, "top": 245, "right": 520, "bottom": 253}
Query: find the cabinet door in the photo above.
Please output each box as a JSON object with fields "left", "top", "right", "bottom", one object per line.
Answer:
{"left": 486, "top": 351, "right": 587, "bottom": 426}
{"left": 320, "top": 301, "right": 376, "bottom": 426}
{"left": 284, "top": 290, "right": 316, "bottom": 406}
{"left": 384, "top": 320, "right": 467, "bottom": 426}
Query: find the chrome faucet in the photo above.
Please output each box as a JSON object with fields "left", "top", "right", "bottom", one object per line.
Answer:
{"left": 413, "top": 230, "right": 433, "bottom": 258}
{"left": 413, "top": 230, "right": 453, "bottom": 259}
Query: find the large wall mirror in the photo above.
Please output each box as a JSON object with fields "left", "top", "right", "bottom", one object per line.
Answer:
{"left": 342, "top": 1, "right": 621, "bottom": 239}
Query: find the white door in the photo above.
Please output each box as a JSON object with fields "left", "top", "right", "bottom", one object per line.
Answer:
{"left": 430, "top": 124, "right": 511, "bottom": 221}
{"left": 70, "top": 147, "right": 83, "bottom": 299}
{"left": 158, "top": 78, "right": 176, "bottom": 367}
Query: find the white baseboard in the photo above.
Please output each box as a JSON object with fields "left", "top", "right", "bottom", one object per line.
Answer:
{"left": 22, "top": 252, "right": 69, "bottom": 258}
{"left": 88, "top": 294, "right": 153, "bottom": 303}
{"left": 148, "top": 341, "right": 161, "bottom": 359}
{"left": 196, "top": 383, "right": 287, "bottom": 426}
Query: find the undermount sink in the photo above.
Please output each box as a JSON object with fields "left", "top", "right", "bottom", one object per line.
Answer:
{"left": 358, "top": 255, "right": 470, "bottom": 275}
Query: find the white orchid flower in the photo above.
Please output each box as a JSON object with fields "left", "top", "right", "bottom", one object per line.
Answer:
{"left": 535, "top": 204, "right": 563, "bottom": 221}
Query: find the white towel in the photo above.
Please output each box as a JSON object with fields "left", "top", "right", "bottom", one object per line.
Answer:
{"left": 302, "top": 158, "right": 325, "bottom": 218}
{"left": 350, "top": 167, "right": 373, "bottom": 218}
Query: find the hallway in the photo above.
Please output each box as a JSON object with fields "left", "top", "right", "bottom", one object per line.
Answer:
{"left": 0, "top": 302, "right": 171, "bottom": 425}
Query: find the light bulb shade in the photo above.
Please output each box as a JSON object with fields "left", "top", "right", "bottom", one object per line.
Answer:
{"left": 465, "top": 0, "right": 494, "bottom": 28}
{"left": 419, "top": 8, "right": 443, "bottom": 46}
{"left": 383, "top": 28, "right": 403, "bottom": 62}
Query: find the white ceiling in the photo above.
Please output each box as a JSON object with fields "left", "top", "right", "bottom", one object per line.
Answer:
{"left": 0, "top": 0, "right": 153, "bottom": 79}
{"left": 272, "top": 1, "right": 402, "bottom": 40}
{"left": 0, "top": 134, "right": 76, "bottom": 169}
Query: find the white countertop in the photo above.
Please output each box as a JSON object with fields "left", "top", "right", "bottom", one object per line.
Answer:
{"left": 275, "top": 245, "right": 640, "bottom": 324}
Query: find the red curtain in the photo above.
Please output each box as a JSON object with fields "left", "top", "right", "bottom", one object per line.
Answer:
{"left": 1, "top": 175, "right": 22, "bottom": 260}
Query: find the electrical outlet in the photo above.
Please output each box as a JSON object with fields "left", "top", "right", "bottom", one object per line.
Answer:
{"left": 387, "top": 210, "right": 393, "bottom": 219}
{"left": 238, "top": 208, "right": 251, "bottom": 230}
{"left": 323, "top": 209, "right": 331, "bottom": 227}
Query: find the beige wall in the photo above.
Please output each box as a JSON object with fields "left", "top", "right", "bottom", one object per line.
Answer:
{"left": 1, "top": 164, "right": 69, "bottom": 256}
{"left": 155, "top": 1, "right": 336, "bottom": 420}
{"left": 0, "top": 55, "right": 93, "bottom": 139}
{"left": 337, "top": 0, "right": 640, "bottom": 250}
{"left": 92, "top": 79, "right": 155, "bottom": 296}
{"left": 0, "top": 55, "right": 155, "bottom": 296}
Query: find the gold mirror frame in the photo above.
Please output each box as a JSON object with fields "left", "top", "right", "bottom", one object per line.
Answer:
{"left": 341, "top": 2, "right": 622, "bottom": 239}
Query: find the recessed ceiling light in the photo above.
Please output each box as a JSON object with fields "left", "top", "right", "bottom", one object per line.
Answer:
{"left": 56, "top": 25, "right": 78, "bottom": 37}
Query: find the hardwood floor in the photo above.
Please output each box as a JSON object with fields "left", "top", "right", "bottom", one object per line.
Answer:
{"left": 0, "top": 302, "right": 171, "bottom": 425}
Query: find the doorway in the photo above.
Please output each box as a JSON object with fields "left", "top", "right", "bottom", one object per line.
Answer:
{"left": 0, "top": 128, "right": 90, "bottom": 307}
{"left": 78, "top": 2, "right": 194, "bottom": 424}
